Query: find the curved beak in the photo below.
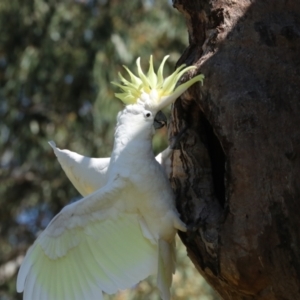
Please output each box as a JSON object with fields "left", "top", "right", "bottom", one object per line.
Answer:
{"left": 154, "top": 111, "right": 167, "bottom": 130}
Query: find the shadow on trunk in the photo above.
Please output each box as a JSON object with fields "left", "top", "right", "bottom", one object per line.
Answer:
{"left": 169, "top": 1, "right": 300, "bottom": 299}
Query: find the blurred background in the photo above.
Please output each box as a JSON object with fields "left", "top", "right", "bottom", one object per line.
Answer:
{"left": 0, "top": 0, "right": 220, "bottom": 299}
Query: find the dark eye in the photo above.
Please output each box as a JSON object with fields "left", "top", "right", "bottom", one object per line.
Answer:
{"left": 145, "top": 112, "right": 152, "bottom": 118}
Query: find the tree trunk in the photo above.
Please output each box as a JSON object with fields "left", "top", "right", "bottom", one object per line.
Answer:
{"left": 169, "top": 1, "right": 300, "bottom": 299}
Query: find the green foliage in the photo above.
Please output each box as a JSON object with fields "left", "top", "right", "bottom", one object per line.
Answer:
{"left": 0, "top": 0, "right": 219, "bottom": 299}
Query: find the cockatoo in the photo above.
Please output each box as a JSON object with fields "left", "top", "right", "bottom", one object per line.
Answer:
{"left": 17, "top": 55, "right": 204, "bottom": 300}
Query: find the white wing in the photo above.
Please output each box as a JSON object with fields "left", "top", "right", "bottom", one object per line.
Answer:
{"left": 48, "top": 141, "right": 110, "bottom": 196}
{"left": 49, "top": 141, "right": 172, "bottom": 196}
{"left": 17, "top": 177, "right": 158, "bottom": 300}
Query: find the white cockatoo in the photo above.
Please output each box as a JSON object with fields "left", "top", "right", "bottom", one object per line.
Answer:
{"left": 17, "top": 55, "right": 204, "bottom": 300}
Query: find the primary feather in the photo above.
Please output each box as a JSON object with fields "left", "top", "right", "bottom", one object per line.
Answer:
{"left": 17, "top": 56, "right": 204, "bottom": 300}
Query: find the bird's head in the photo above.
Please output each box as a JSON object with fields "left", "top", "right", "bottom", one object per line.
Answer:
{"left": 112, "top": 55, "right": 204, "bottom": 114}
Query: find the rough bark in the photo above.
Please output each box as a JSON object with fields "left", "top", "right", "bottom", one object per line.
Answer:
{"left": 169, "top": 1, "right": 300, "bottom": 299}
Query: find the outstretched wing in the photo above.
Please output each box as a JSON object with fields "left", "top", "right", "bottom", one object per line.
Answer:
{"left": 17, "top": 177, "right": 158, "bottom": 300}
{"left": 49, "top": 141, "right": 172, "bottom": 196}
{"left": 49, "top": 141, "right": 110, "bottom": 196}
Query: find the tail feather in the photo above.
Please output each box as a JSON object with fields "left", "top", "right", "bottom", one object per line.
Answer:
{"left": 157, "top": 239, "right": 175, "bottom": 300}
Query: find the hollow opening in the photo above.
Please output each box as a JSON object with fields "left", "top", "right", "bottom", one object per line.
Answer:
{"left": 200, "top": 113, "right": 226, "bottom": 208}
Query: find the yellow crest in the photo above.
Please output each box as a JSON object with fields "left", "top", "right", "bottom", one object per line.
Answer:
{"left": 112, "top": 55, "right": 204, "bottom": 111}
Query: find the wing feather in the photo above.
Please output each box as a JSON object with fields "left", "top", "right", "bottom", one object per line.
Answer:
{"left": 75, "top": 241, "right": 104, "bottom": 300}
{"left": 48, "top": 141, "right": 110, "bottom": 197}
{"left": 31, "top": 271, "right": 41, "bottom": 300}
{"left": 52, "top": 256, "right": 62, "bottom": 299}
{"left": 84, "top": 234, "right": 119, "bottom": 294}
{"left": 32, "top": 280, "right": 41, "bottom": 300}
{"left": 30, "top": 255, "right": 45, "bottom": 300}
{"left": 71, "top": 249, "right": 94, "bottom": 299}
{"left": 17, "top": 177, "right": 158, "bottom": 299}
{"left": 61, "top": 256, "right": 76, "bottom": 300}
{"left": 23, "top": 264, "right": 36, "bottom": 300}
{"left": 101, "top": 219, "right": 143, "bottom": 287}
{"left": 17, "top": 246, "right": 36, "bottom": 292}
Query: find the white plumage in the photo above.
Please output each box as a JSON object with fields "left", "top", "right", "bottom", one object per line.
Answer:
{"left": 47, "top": 141, "right": 172, "bottom": 198}
{"left": 17, "top": 56, "right": 204, "bottom": 300}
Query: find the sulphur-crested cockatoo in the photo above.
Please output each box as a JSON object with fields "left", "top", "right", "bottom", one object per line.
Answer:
{"left": 17, "top": 55, "right": 204, "bottom": 300}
